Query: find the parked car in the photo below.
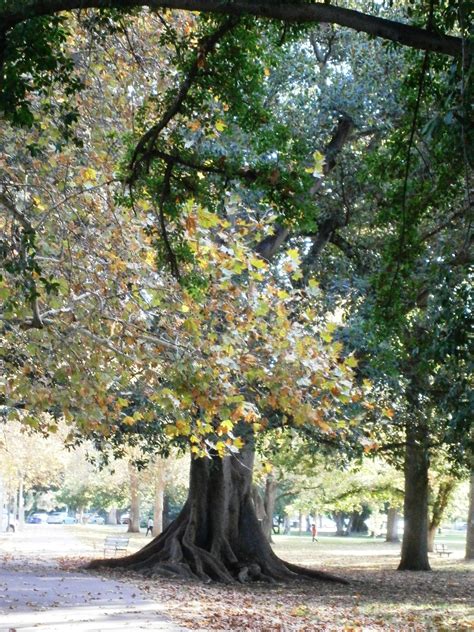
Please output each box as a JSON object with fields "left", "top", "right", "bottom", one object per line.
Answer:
{"left": 27, "top": 512, "right": 49, "bottom": 524}
{"left": 88, "top": 514, "right": 105, "bottom": 525}
{"left": 64, "top": 516, "right": 77, "bottom": 524}
{"left": 47, "top": 511, "right": 68, "bottom": 524}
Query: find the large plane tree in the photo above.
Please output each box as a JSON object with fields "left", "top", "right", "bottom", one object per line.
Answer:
{"left": 0, "top": 0, "right": 470, "bottom": 581}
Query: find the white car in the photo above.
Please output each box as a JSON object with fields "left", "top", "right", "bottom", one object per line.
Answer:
{"left": 47, "top": 511, "right": 68, "bottom": 524}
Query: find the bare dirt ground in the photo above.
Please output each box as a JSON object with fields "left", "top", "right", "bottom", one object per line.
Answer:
{"left": 1, "top": 525, "right": 473, "bottom": 631}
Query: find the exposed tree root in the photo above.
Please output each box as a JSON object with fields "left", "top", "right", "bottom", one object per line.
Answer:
{"left": 87, "top": 450, "right": 348, "bottom": 585}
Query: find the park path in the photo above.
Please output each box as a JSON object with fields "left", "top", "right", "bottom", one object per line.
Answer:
{"left": 0, "top": 525, "right": 185, "bottom": 632}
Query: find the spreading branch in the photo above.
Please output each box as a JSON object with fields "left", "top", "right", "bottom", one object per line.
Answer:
{"left": 256, "top": 115, "right": 355, "bottom": 261}
{"left": 156, "top": 161, "right": 181, "bottom": 280}
{"left": 0, "top": 1, "right": 463, "bottom": 57}
{"left": 128, "top": 16, "right": 239, "bottom": 180}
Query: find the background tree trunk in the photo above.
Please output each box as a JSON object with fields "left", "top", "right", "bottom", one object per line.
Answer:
{"left": 398, "top": 417, "right": 431, "bottom": 571}
{"left": 386, "top": 507, "right": 400, "bottom": 543}
{"left": 107, "top": 506, "right": 118, "bottom": 525}
{"left": 261, "top": 473, "right": 277, "bottom": 542}
{"left": 427, "top": 478, "right": 456, "bottom": 552}
{"left": 88, "top": 442, "right": 346, "bottom": 584}
{"left": 465, "top": 468, "right": 474, "bottom": 561}
{"left": 334, "top": 512, "right": 345, "bottom": 536}
{"left": 128, "top": 463, "right": 140, "bottom": 533}
{"left": 18, "top": 476, "right": 25, "bottom": 530}
{"left": 153, "top": 458, "right": 166, "bottom": 536}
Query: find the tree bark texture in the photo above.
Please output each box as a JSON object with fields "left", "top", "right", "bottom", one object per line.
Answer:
{"left": 128, "top": 463, "right": 141, "bottom": 534}
{"left": 88, "top": 444, "right": 347, "bottom": 584}
{"left": 386, "top": 507, "right": 400, "bottom": 543}
{"left": 427, "top": 478, "right": 456, "bottom": 552}
{"left": 398, "top": 418, "right": 431, "bottom": 571}
{"left": 465, "top": 469, "right": 474, "bottom": 561}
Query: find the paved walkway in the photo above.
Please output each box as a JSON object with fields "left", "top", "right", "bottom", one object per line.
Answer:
{"left": 0, "top": 526, "right": 184, "bottom": 631}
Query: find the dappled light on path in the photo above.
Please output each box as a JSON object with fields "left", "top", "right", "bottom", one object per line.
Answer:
{"left": 0, "top": 525, "right": 183, "bottom": 631}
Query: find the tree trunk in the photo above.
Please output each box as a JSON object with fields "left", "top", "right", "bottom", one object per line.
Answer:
{"left": 283, "top": 514, "right": 291, "bottom": 534}
{"left": 346, "top": 512, "right": 355, "bottom": 536}
{"left": 18, "top": 477, "right": 25, "bottom": 530}
{"left": 261, "top": 473, "right": 277, "bottom": 543}
{"left": 334, "top": 512, "right": 345, "bottom": 536}
{"left": 398, "top": 418, "right": 431, "bottom": 571}
{"left": 107, "top": 507, "right": 118, "bottom": 525}
{"left": 466, "top": 469, "right": 474, "bottom": 561}
{"left": 427, "top": 478, "right": 456, "bottom": 552}
{"left": 153, "top": 458, "right": 166, "bottom": 537}
{"left": 386, "top": 507, "right": 400, "bottom": 543}
{"left": 128, "top": 463, "right": 140, "bottom": 534}
{"left": 88, "top": 444, "right": 347, "bottom": 584}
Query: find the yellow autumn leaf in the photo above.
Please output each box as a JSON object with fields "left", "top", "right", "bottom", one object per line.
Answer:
{"left": 82, "top": 167, "right": 97, "bottom": 182}
{"left": 345, "top": 354, "right": 359, "bottom": 368}
{"left": 32, "top": 196, "right": 47, "bottom": 211}
{"left": 215, "top": 119, "right": 226, "bottom": 132}
{"left": 215, "top": 440, "right": 227, "bottom": 457}
{"left": 250, "top": 257, "right": 267, "bottom": 270}
{"left": 197, "top": 207, "right": 220, "bottom": 228}
{"left": 144, "top": 250, "right": 155, "bottom": 266}
{"left": 218, "top": 419, "right": 234, "bottom": 434}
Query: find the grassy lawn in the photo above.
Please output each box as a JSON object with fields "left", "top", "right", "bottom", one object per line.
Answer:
{"left": 67, "top": 523, "right": 150, "bottom": 556}
{"left": 68, "top": 526, "right": 473, "bottom": 631}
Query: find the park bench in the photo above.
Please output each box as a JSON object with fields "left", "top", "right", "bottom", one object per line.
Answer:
{"left": 103, "top": 535, "right": 130, "bottom": 557}
{"left": 434, "top": 543, "right": 452, "bottom": 557}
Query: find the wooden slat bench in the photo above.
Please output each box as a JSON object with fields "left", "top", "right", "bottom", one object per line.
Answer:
{"left": 434, "top": 543, "right": 452, "bottom": 557}
{"left": 103, "top": 536, "right": 130, "bottom": 557}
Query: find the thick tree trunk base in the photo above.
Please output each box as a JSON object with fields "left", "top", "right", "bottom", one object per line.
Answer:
{"left": 86, "top": 501, "right": 346, "bottom": 584}
{"left": 86, "top": 451, "right": 347, "bottom": 585}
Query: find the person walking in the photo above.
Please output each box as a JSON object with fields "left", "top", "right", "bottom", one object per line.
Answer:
{"left": 146, "top": 516, "right": 154, "bottom": 536}
{"left": 311, "top": 523, "right": 318, "bottom": 542}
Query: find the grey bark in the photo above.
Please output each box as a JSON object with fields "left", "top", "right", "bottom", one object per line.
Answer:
{"left": 398, "top": 417, "right": 431, "bottom": 571}
{"left": 386, "top": 507, "right": 400, "bottom": 543}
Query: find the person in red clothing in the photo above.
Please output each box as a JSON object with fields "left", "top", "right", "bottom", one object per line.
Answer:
{"left": 311, "top": 523, "right": 318, "bottom": 542}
